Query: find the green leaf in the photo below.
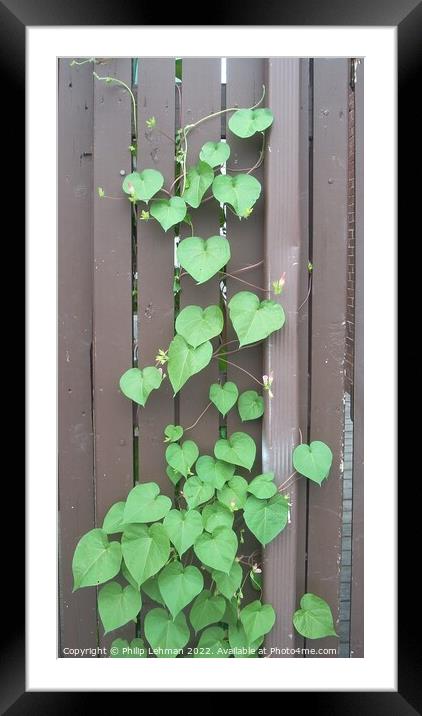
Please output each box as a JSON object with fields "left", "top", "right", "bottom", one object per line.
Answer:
{"left": 177, "top": 236, "right": 231, "bottom": 285}
{"left": 72, "top": 529, "right": 122, "bottom": 590}
{"left": 240, "top": 600, "right": 276, "bottom": 643}
{"left": 102, "top": 501, "right": 125, "bottom": 534}
{"left": 141, "top": 575, "right": 165, "bottom": 606}
{"left": 122, "top": 169, "right": 164, "bottom": 202}
{"left": 212, "top": 174, "right": 261, "bottom": 217}
{"left": 183, "top": 476, "right": 214, "bottom": 510}
{"left": 121, "top": 560, "right": 139, "bottom": 590}
{"left": 165, "top": 440, "right": 199, "bottom": 478}
{"left": 209, "top": 382, "right": 239, "bottom": 417}
{"left": 228, "top": 108, "right": 274, "bottom": 138}
{"left": 228, "top": 291, "right": 285, "bottom": 347}
{"left": 250, "top": 569, "right": 263, "bottom": 592}
{"left": 194, "top": 626, "right": 230, "bottom": 657}
{"left": 222, "top": 597, "right": 238, "bottom": 627}
{"left": 238, "top": 390, "right": 264, "bottom": 421}
{"left": 164, "top": 424, "right": 184, "bottom": 443}
{"left": 194, "top": 526, "right": 238, "bottom": 574}
{"left": 175, "top": 305, "right": 223, "bottom": 349}
{"left": 167, "top": 334, "right": 213, "bottom": 394}
{"left": 110, "top": 637, "right": 147, "bottom": 658}
{"left": 196, "top": 456, "right": 235, "bottom": 490}
{"left": 144, "top": 608, "right": 190, "bottom": 658}
{"left": 123, "top": 482, "right": 172, "bottom": 524}
{"left": 121, "top": 523, "right": 170, "bottom": 586}
{"left": 292, "top": 441, "right": 333, "bottom": 485}
{"left": 217, "top": 475, "right": 248, "bottom": 511}
{"left": 293, "top": 593, "right": 338, "bottom": 639}
{"left": 163, "top": 508, "right": 204, "bottom": 557}
{"left": 202, "top": 502, "right": 234, "bottom": 532}
{"left": 189, "top": 590, "right": 226, "bottom": 632}
{"left": 150, "top": 196, "right": 187, "bottom": 232}
{"left": 199, "top": 141, "right": 231, "bottom": 168}
{"left": 247, "top": 472, "right": 277, "bottom": 499}
{"left": 119, "top": 366, "right": 163, "bottom": 406}
{"left": 158, "top": 561, "right": 204, "bottom": 619}
{"left": 212, "top": 562, "right": 243, "bottom": 600}
{"left": 214, "top": 432, "right": 256, "bottom": 471}
{"left": 244, "top": 494, "right": 289, "bottom": 546}
{"left": 98, "top": 581, "right": 141, "bottom": 634}
{"left": 166, "top": 465, "right": 183, "bottom": 486}
{"left": 228, "top": 622, "right": 263, "bottom": 657}
{"left": 182, "top": 161, "right": 214, "bottom": 208}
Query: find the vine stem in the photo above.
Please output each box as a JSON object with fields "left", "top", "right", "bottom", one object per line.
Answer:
{"left": 298, "top": 273, "right": 313, "bottom": 311}
{"left": 184, "top": 401, "right": 212, "bottom": 431}
{"left": 219, "top": 270, "right": 269, "bottom": 293}
{"left": 184, "top": 84, "right": 266, "bottom": 133}
{"left": 278, "top": 471, "right": 299, "bottom": 492}
{"left": 232, "top": 260, "right": 264, "bottom": 274}
{"left": 93, "top": 72, "right": 137, "bottom": 140}
{"left": 213, "top": 356, "right": 264, "bottom": 387}
{"left": 227, "top": 132, "right": 266, "bottom": 174}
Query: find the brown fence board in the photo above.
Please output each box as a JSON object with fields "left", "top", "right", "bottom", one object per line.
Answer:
{"left": 58, "top": 59, "right": 97, "bottom": 656}
{"left": 262, "top": 58, "right": 309, "bottom": 653}
{"left": 178, "top": 58, "right": 222, "bottom": 452}
{"left": 92, "top": 59, "right": 135, "bottom": 649}
{"left": 306, "top": 59, "right": 349, "bottom": 656}
{"left": 137, "top": 58, "right": 176, "bottom": 496}
{"left": 350, "top": 59, "right": 364, "bottom": 658}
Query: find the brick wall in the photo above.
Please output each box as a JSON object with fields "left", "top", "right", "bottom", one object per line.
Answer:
{"left": 345, "top": 70, "right": 355, "bottom": 396}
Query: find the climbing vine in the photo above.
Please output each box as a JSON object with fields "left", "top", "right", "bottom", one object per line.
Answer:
{"left": 72, "top": 62, "right": 338, "bottom": 658}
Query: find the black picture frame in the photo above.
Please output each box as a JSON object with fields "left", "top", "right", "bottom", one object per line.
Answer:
{"left": 5, "top": 0, "right": 414, "bottom": 709}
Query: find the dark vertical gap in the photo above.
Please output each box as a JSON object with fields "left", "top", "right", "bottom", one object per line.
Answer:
{"left": 219, "top": 74, "right": 228, "bottom": 439}
{"left": 174, "top": 59, "right": 182, "bottom": 432}
{"left": 303, "top": 58, "right": 314, "bottom": 654}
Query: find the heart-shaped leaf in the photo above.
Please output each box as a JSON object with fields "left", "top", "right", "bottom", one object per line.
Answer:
{"left": 247, "top": 473, "right": 277, "bottom": 499}
{"left": 196, "top": 456, "right": 235, "bottom": 490}
{"left": 165, "top": 440, "right": 199, "bottom": 478}
{"left": 175, "top": 305, "right": 223, "bottom": 349}
{"left": 214, "top": 432, "right": 256, "bottom": 471}
{"left": 217, "top": 475, "right": 249, "bottom": 511}
{"left": 141, "top": 575, "right": 165, "bottom": 606}
{"left": 119, "top": 366, "right": 163, "bottom": 407}
{"left": 292, "top": 441, "right": 333, "bottom": 485}
{"left": 110, "top": 637, "right": 147, "bottom": 658}
{"left": 182, "top": 161, "right": 214, "bottom": 208}
{"left": 122, "top": 169, "right": 164, "bottom": 202}
{"left": 163, "top": 508, "right": 203, "bottom": 557}
{"left": 194, "top": 526, "right": 238, "bottom": 574}
{"left": 121, "top": 523, "right": 170, "bottom": 586}
{"left": 212, "top": 174, "right": 261, "bottom": 217}
{"left": 98, "top": 581, "right": 141, "bottom": 634}
{"left": 123, "top": 482, "right": 172, "bottom": 524}
{"left": 209, "top": 382, "right": 239, "bottom": 417}
{"left": 121, "top": 560, "right": 138, "bottom": 590}
{"left": 238, "top": 390, "right": 264, "bottom": 421}
{"left": 199, "top": 141, "right": 231, "bottom": 168}
{"left": 167, "top": 334, "right": 213, "bottom": 394}
{"left": 293, "top": 593, "right": 337, "bottom": 639}
{"left": 164, "top": 424, "right": 184, "bottom": 443}
{"left": 194, "top": 626, "right": 230, "bottom": 658}
{"left": 183, "top": 476, "right": 215, "bottom": 510}
{"left": 102, "top": 501, "right": 125, "bottom": 534}
{"left": 228, "top": 622, "right": 263, "bottom": 657}
{"left": 244, "top": 494, "right": 289, "bottom": 546}
{"left": 150, "top": 196, "right": 186, "bottom": 232}
{"left": 228, "top": 291, "right": 285, "bottom": 347}
{"left": 212, "top": 561, "right": 243, "bottom": 600}
{"left": 189, "top": 590, "right": 226, "bottom": 632}
{"left": 166, "top": 465, "right": 183, "bottom": 486}
{"left": 177, "top": 236, "right": 231, "bottom": 284}
{"left": 202, "top": 503, "right": 234, "bottom": 532}
{"left": 239, "top": 600, "right": 276, "bottom": 643}
{"left": 222, "top": 598, "right": 238, "bottom": 627}
{"left": 228, "top": 108, "right": 274, "bottom": 138}
{"left": 144, "top": 607, "right": 190, "bottom": 658}
{"left": 72, "top": 529, "right": 122, "bottom": 590}
{"left": 158, "top": 561, "right": 204, "bottom": 619}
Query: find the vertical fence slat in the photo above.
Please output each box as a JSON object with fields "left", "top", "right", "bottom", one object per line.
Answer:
{"left": 350, "top": 59, "right": 364, "bottom": 658}
{"left": 137, "top": 58, "right": 176, "bottom": 496}
{"left": 262, "top": 58, "right": 309, "bottom": 653}
{"left": 178, "top": 58, "right": 222, "bottom": 452}
{"left": 58, "top": 59, "right": 97, "bottom": 656}
{"left": 306, "top": 59, "right": 349, "bottom": 656}
{"left": 93, "top": 59, "right": 135, "bottom": 649}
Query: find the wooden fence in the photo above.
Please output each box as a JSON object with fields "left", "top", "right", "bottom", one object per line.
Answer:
{"left": 58, "top": 56, "right": 363, "bottom": 658}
